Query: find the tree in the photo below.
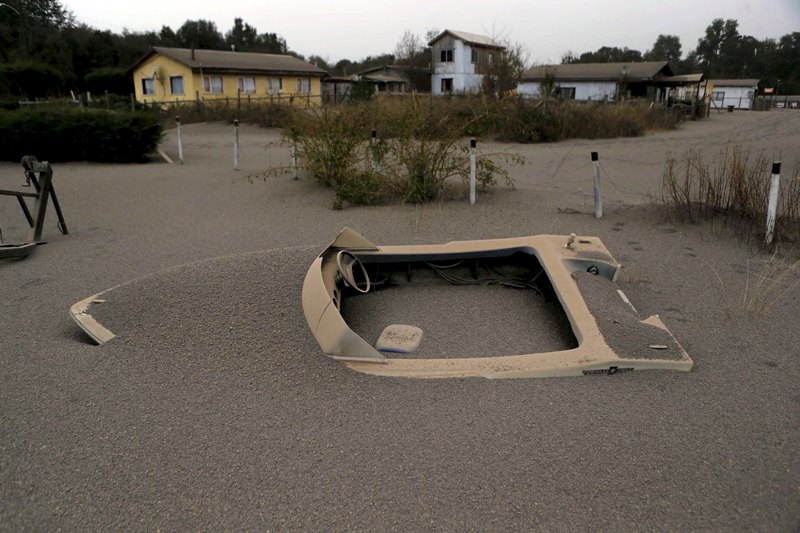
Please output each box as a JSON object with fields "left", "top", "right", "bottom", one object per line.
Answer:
{"left": 3, "top": 0, "right": 73, "bottom": 28}
{"left": 695, "top": 18, "right": 741, "bottom": 77}
{"left": 576, "top": 46, "right": 643, "bottom": 63}
{"left": 393, "top": 30, "right": 431, "bottom": 91}
{"left": 333, "top": 58, "right": 355, "bottom": 75}
{"left": 175, "top": 19, "right": 224, "bottom": 50}
{"left": 645, "top": 35, "right": 682, "bottom": 64}
{"left": 158, "top": 25, "right": 178, "bottom": 47}
{"left": 350, "top": 76, "right": 373, "bottom": 101}
{"left": 483, "top": 39, "right": 530, "bottom": 97}
{"left": 112, "top": 29, "right": 160, "bottom": 67}
{"left": 360, "top": 53, "right": 395, "bottom": 71}
{"left": 225, "top": 17, "right": 258, "bottom": 51}
{"left": 307, "top": 55, "right": 330, "bottom": 71}
{"left": 1, "top": 0, "right": 74, "bottom": 61}
{"left": 255, "top": 32, "right": 286, "bottom": 54}
{"left": 677, "top": 50, "right": 700, "bottom": 75}
{"left": 561, "top": 50, "right": 578, "bottom": 64}
{"left": 394, "top": 30, "right": 423, "bottom": 64}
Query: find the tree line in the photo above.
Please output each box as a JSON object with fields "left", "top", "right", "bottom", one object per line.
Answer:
{"left": 1, "top": 1, "right": 797, "bottom": 100}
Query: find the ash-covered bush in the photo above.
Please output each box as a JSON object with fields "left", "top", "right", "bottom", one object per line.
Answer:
{"left": 0, "top": 107, "right": 162, "bottom": 162}
{"left": 269, "top": 96, "right": 522, "bottom": 209}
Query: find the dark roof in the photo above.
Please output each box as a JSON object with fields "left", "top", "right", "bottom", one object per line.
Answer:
{"left": 521, "top": 62, "right": 672, "bottom": 82}
{"left": 360, "top": 65, "right": 405, "bottom": 75}
{"left": 131, "top": 47, "right": 328, "bottom": 76}
{"left": 661, "top": 73, "right": 704, "bottom": 84}
{"left": 322, "top": 76, "right": 352, "bottom": 83}
{"left": 708, "top": 79, "right": 760, "bottom": 87}
{"left": 427, "top": 29, "right": 505, "bottom": 49}
{"left": 356, "top": 65, "right": 407, "bottom": 84}
{"left": 357, "top": 73, "right": 407, "bottom": 84}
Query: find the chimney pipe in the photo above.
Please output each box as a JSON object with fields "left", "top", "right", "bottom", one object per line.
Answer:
{"left": 191, "top": 48, "right": 195, "bottom": 60}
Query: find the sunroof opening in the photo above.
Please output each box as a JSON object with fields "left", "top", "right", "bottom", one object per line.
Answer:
{"left": 339, "top": 250, "right": 578, "bottom": 359}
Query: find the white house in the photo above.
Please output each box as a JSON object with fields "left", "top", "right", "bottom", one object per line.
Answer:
{"left": 428, "top": 29, "right": 505, "bottom": 95}
{"left": 518, "top": 62, "right": 675, "bottom": 101}
{"left": 707, "top": 79, "right": 759, "bottom": 109}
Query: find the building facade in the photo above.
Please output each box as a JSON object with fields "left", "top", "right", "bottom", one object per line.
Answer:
{"left": 428, "top": 30, "right": 504, "bottom": 95}
{"left": 518, "top": 62, "right": 675, "bottom": 102}
{"left": 707, "top": 79, "right": 759, "bottom": 109}
{"left": 130, "top": 47, "right": 328, "bottom": 106}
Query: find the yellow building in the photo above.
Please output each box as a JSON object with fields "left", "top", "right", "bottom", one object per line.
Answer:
{"left": 130, "top": 47, "right": 328, "bottom": 106}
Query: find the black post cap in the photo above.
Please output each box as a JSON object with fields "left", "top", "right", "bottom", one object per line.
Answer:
{"left": 371, "top": 129, "right": 377, "bottom": 138}
{"left": 772, "top": 161, "right": 781, "bottom": 174}
{"left": 470, "top": 138, "right": 477, "bottom": 148}
{"left": 591, "top": 151, "right": 599, "bottom": 161}
{"left": 234, "top": 119, "right": 239, "bottom": 126}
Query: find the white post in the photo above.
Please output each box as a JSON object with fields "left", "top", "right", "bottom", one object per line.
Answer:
{"left": 592, "top": 151, "right": 602, "bottom": 218}
{"left": 370, "top": 129, "right": 377, "bottom": 172}
{"left": 765, "top": 161, "right": 781, "bottom": 245}
{"left": 176, "top": 116, "right": 184, "bottom": 164}
{"left": 233, "top": 119, "right": 240, "bottom": 171}
{"left": 469, "top": 138, "right": 477, "bottom": 205}
{"left": 290, "top": 141, "right": 298, "bottom": 180}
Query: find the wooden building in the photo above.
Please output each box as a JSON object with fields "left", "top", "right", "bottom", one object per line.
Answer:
{"left": 428, "top": 29, "right": 505, "bottom": 95}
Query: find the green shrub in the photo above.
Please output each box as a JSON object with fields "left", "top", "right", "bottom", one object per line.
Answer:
{"left": 84, "top": 67, "right": 132, "bottom": 96}
{"left": 0, "top": 62, "right": 64, "bottom": 99}
{"left": 0, "top": 107, "right": 162, "bottom": 162}
{"left": 148, "top": 98, "right": 301, "bottom": 129}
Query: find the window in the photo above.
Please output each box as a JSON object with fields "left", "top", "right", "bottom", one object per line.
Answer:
{"left": 559, "top": 87, "right": 576, "bottom": 100}
{"left": 203, "top": 76, "right": 223, "bottom": 94}
{"left": 488, "top": 53, "right": 494, "bottom": 64}
{"left": 296, "top": 78, "right": 311, "bottom": 94}
{"left": 237, "top": 76, "right": 256, "bottom": 94}
{"left": 712, "top": 91, "right": 725, "bottom": 101}
{"left": 141, "top": 78, "right": 155, "bottom": 95}
{"left": 441, "top": 78, "right": 453, "bottom": 93}
{"left": 169, "top": 76, "right": 184, "bottom": 95}
{"left": 471, "top": 49, "right": 478, "bottom": 63}
{"left": 440, "top": 49, "right": 454, "bottom": 62}
{"left": 267, "top": 77, "right": 282, "bottom": 93}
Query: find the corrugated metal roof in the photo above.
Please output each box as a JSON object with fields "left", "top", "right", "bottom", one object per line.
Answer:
{"left": 708, "top": 79, "right": 760, "bottom": 87}
{"left": 662, "top": 74, "right": 704, "bottom": 83}
{"left": 521, "top": 62, "right": 672, "bottom": 82}
{"left": 427, "top": 29, "right": 505, "bottom": 49}
{"left": 362, "top": 73, "right": 406, "bottom": 83}
{"left": 133, "top": 47, "right": 328, "bottom": 76}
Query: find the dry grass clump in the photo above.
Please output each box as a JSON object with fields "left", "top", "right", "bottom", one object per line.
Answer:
{"left": 157, "top": 94, "right": 679, "bottom": 144}
{"left": 661, "top": 146, "right": 800, "bottom": 243}
{"left": 340, "top": 95, "right": 679, "bottom": 143}
{"left": 743, "top": 251, "right": 800, "bottom": 314}
{"left": 493, "top": 99, "right": 678, "bottom": 143}
{"left": 151, "top": 98, "right": 301, "bottom": 128}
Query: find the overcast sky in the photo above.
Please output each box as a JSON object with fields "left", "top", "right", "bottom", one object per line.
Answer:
{"left": 62, "top": 0, "right": 800, "bottom": 65}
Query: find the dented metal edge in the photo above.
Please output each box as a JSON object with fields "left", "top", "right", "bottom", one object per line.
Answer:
{"left": 69, "top": 292, "right": 116, "bottom": 345}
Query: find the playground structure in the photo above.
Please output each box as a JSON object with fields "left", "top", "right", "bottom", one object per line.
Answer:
{"left": 0, "top": 156, "right": 68, "bottom": 259}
